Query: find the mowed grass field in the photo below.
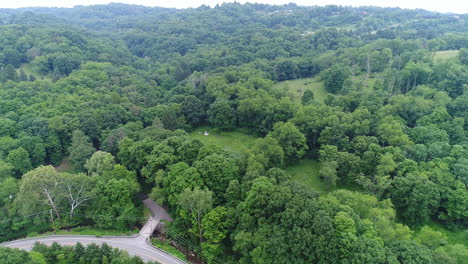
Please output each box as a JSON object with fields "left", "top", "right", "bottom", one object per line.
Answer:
{"left": 190, "top": 126, "right": 257, "bottom": 152}
{"left": 273, "top": 76, "right": 329, "bottom": 103}
{"left": 286, "top": 159, "right": 334, "bottom": 194}
{"left": 433, "top": 50, "right": 459, "bottom": 61}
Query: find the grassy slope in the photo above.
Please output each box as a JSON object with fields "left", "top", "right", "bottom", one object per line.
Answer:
{"left": 433, "top": 50, "right": 459, "bottom": 61}
{"left": 55, "top": 156, "right": 78, "bottom": 173}
{"left": 273, "top": 76, "right": 329, "bottom": 103}
{"left": 423, "top": 222, "right": 468, "bottom": 247}
{"left": 30, "top": 227, "right": 137, "bottom": 237}
{"left": 286, "top": 159, "right": 332, "bottom": 193}
{"left": 272, "top": 73, "right": 379, "bottom": 105}
{"left": 151, "top": 239, "right": 188, "bottom": 261}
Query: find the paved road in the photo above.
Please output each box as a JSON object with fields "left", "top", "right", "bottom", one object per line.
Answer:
{"left": 0, "top": 199, "right": 186, "bottom": 264}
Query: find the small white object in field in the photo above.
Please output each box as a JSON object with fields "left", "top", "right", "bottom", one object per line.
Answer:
{"left": 204, "top": 131, "right": 209, "bottom": 136}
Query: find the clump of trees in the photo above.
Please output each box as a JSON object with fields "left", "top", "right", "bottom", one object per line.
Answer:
{"left": 0, "top": 242, "right": 157, "bottom": 264}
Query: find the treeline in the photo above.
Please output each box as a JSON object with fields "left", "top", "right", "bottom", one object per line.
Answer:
{"left": 0, "top": 242, "right": 157, "bottom": 264}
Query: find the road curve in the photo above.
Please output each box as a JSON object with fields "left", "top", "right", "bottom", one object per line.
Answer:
{"left": 0, "top": 199, "right": 187, "bottom": 264}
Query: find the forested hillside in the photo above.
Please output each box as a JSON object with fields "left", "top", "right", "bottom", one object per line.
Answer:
{"left": 0, "top": 3, "right": 467, "bottom": 264}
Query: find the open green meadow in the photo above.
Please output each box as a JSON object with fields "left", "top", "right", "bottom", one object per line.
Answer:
{"left": 189, "top": 126, "right": 257, "bottom": 152}
{"left": 19, "top": 63, "right": 51, "bottom": 81}
{"left": 433, "top": 50, "right": 459, "bottom": 61}
{"left": 273, "top": 76, "right": 329, "bottom": 103}
{"left": 286, "top": 159, "right": 334, "bottom": 193}
{"left": 423, "top": 222, "right": 468, "bottom": 247}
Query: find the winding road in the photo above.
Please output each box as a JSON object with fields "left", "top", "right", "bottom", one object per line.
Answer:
{"left": 0, "top": 198, "right": 186, "bottom": 264}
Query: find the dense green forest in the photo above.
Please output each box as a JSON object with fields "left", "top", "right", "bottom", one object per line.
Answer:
{"left": 0, "top": 3, "right": 467, "bottom": 264}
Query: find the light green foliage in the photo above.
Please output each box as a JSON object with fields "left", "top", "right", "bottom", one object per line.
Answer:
{"left": 151, "top": 240, "right": 187, "bottom": 261}
{"left": 377, "top": 116, "right": 413, "bottom": 147}
{"left": 15, "top": 166, "right": 62, "bottom": 218}
{"left": 84, "top": 151, "right": 115, "bottom": 176}
{"left": 458, "top": 48, "right": 468, "bottom": 65}
{"left": 201, "top": 206, "right": 233, "bottom": 262}
{"left": 320, "top": 160, "right": 338, "bottom": 189}
{"left": 178, "top": 187, "right": 213, "bottom": 244}
{"left": 29, "top": 251, "right": 46, "bottom": 264}
{"left": 416, "top": 226, "right": 448, "bottom": 250}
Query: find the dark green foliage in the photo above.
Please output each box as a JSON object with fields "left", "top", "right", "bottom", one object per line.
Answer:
{"left": 0, "top": 247, "right": 34, "bottom": 264}
{"left": 301, "top": 90, "right": 314, "bottom": 105}
{"left": 194, "top": 154, "right": 239, "bottom": 204}
{"left": 1, "top": 65, "right": 18, "bottom": 82}
{"left": 321, "top": 64, "right": 351, "bottom": 93}
{"left": 24, "top": 242, "right": 156, "bottom": 264}
{"left": 207, "top": 100, "right": 236, "bottom": 130}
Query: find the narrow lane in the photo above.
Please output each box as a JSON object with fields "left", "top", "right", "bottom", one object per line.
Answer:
{"left": 0, "top": 199, "right": 186, "bottom": 264}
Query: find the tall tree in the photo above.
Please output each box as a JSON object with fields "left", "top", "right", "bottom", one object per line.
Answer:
{"left": 69, "top": 130, "right": 96, "bottom": 171}
{"left": 178, "top": 187, "right": 213, "bottom": 244}
{"left": 60, "top": 173, "right": 94, "bottom": 219}
{"left": 268, "top": 122, "right": 308, "bottom": 164}
{"left": 15, "top": 166, "right": 62, "bottom": 219}
{"left": 6, "top": 147, "right": 32, "bottom": 178}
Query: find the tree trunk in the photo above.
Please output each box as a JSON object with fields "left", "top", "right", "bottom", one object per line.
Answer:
{"left": 43, "top": 187, "right": 60, "bottom": 219}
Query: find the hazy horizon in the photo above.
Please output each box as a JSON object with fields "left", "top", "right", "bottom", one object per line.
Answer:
{"left": 0, "top": 0, "right": 467, "bottom": 14}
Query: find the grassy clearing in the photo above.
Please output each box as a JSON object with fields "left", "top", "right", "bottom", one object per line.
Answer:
{"left": 286, "top": 159, "right": 335, "bottom": 193}
{"left": 19, "top": 63, "right": 51, "bottom": 81}
{"left": 55, "top": 156, "right": 78, "bottom": 173}
{"left": 351, "top": 73, "right": 380, "bottom": 92}
{"left": 273, "top": 76, "right": 329, "bottom": 103}
{"left": 433, "top": 50, "right": 459, "bottom": 61}
{"left": 29, "top": 226, "right": 137, "bottom": 237}
{"left": 423, "top": 222, "right": 468, "bottom": 247}
{"left": 190, "top": 125, "right": 257, "bottom": 152}
{"left": 151, "top": 239, "right": 188, "bottom": 261}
